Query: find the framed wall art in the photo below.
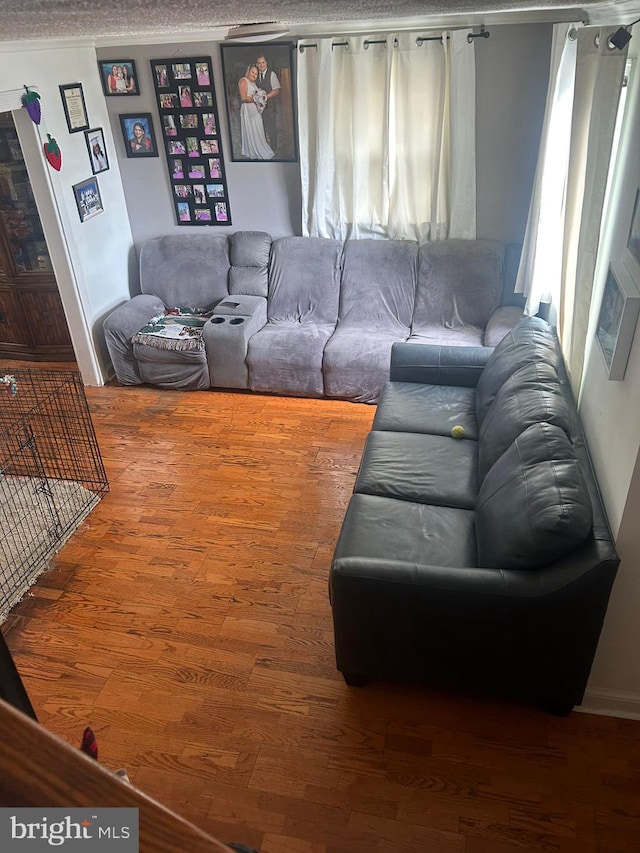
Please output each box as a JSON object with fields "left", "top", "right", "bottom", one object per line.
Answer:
{"left": 626, "top": 186, "right": 640, "bottom": 272}
{"left": 119, "top": 113, "right": 158, "bottom": 158}
{"left": 220, "top": 42, "right": 298, "bottom": 162}
{"left": 151, "top": 55, "right": 231, "bottom": 226}
{"left": 85, "top": 127, "right": 109, "bottom": 174}
{"left": 98, "top": 60, "right": 140, "bottom": 96}
{"left": 59, "top": 83, "right": 89, "bottom": 133}
{"left": 595, "top": 261, "right": 640, "bottom": 381}
{"left": 73, "top": 177, "right": 103, "bottom": 222}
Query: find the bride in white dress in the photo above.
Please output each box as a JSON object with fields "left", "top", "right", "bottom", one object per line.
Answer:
{"left": 238, "top": 65, "right": 274, "bottom": 160}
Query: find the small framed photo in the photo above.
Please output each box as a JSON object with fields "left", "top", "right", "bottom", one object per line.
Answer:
{"left": 626, "top": 187, "right": 640, "bottom": 273}
{"left": 595, "top": 262, "right": 640, "bottom": 381}
{"left": 119, "top": 113, "right": 158, "bottom": 158}
{"left": 220, "top": 42, "right": 298, "bottom": 162}
{"left": 85, "top": 127, "right": 109, "bottom": 174}
{"left": 98, "top": 60, "right": 139, "bottom": 96}
{"left": 59, "top": 83, "right": 89, "bottom": 133}
{"left": 73, "top": 177, "right": 103, "bottom": 222}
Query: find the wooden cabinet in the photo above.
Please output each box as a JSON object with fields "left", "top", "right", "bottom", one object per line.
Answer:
{"left": 0, "top": 112, "right": 73, "bottom": 360}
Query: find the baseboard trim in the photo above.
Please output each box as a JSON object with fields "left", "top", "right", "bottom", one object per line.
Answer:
{"left": 576, "top": 688, "right": 640, "bottom": 719}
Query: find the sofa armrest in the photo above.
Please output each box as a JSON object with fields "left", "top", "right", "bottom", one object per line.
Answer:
{"left": 389, "top": 342, "right": 493, "bottom": 387}
{"left": 484, "top": 305, "right": 525, "bottom": 348}
{"left": 103, "top": 294, "right": 166, "bottom": 385}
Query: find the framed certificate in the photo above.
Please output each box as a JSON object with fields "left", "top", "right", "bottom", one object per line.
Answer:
{"left": 59, "top": 83, "right": 90, "bottom": 133}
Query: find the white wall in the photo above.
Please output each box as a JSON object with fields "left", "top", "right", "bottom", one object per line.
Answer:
{"left": 99, "top": 24, "right": 552, "bottom": 258}
{"left": 96, "top": 39, "right": 302, "bottom": 260}
{"left": 476, "top": 23, "right": 552, "bottom": 243}
{"left": 0, "top": 40, "right": 134, "bottom": 384}
{"left": 577, "top": 44, "right": 640, "bottom": 716}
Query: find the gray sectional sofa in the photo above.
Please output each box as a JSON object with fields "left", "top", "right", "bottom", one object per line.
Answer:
{"left": 103, "top": 232, "right": 526, "bottom": 403}
{"left": 329, "top": 317, "right": 619, "bottom": 714}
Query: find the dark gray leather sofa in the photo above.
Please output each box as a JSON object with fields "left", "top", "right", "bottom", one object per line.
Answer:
{"left": 329, "top": 317, "right": 619, "bottom": 714}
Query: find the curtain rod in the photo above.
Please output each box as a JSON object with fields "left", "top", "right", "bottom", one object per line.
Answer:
{"left": 298, "top": 28, "right": 490, "bottom": 51}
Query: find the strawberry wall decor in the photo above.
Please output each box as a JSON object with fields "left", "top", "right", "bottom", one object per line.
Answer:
{"left": 43, "top": 134, "right": 62, "bottom": 171}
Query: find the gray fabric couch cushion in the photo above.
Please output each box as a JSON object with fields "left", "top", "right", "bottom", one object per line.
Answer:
{"left": 323, "top": 239, "right": 417, "bottom": 403}
{"left": 229, "top": 230, "right": 271, "bottom": 297}
{"left": 355, "top": 430, "right": 478, "bottom": 509}
{"left": 247, "top": 236, "right": 342, "bottom": 397}
{"left": 478, "top": 361, "right": 571, "bottom": 481}
{"left": 373, "top": 381, "right": 478, "bottom": 439}
{"left": 475, "top": 316, "right": 560, "bottom": 424}
{"left": 411, "top": 239, "right": 504, "bottom": 342}
{"left": 476, "top": 422, "right": 593, "bottom": 569}
{"left": 139, "top": 235, "right": 230, "bottom": 309}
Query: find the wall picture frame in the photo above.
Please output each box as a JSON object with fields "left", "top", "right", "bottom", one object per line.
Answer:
{"left": 119, "top": 113, "right": 158, "bottom": 158}
{"left": 85, "top": 127, "right": 109, "bottom": 174}
{"left": 219, "top": 42, "right": 298, "bottom": 162}
{"left": 72, "top": 176, "right": 103, "bottom": 222}
{"left": 151, "top": 54, "right": 231, "bottom": 226}
{"left": 626, "top": 186, "right": 640, "bottom": 273}
{"left": 595, "top": 261, "right": 640, "bottom": 381}
{"left": 98, "top": 59, "right": 139, "bottom": 96}
{"left": 59, "top": 83, "right": 89, "bottom": 133}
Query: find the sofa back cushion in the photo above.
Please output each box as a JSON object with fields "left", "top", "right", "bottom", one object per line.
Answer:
{"left": 267, "top": 236, "right": 342, "bottom": 324}
{"left": 140, "top": 235, "right": 230, "bottom": 309}
{"left": 229, "top": 231, "right": 271, "bottom": 297}
{"left": 412, "top": 239, "right": 504, "bottom": 333}
{"left": 475, "top": 422, "right": 593, "bottom": 569}
{"left": 478, "top": 361, "right": 571, "bottom": 481}
{"left": 337, "top": 239, "right": 417, "bottom": 331}
{"left": 475, "top": 316, "right": 560, "bottom": 424}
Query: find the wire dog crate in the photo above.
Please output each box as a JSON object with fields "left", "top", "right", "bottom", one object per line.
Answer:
{"left": 0, "top": 369, "right": 109, "bottom": 621}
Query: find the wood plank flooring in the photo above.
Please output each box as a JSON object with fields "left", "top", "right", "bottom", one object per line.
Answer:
{"left": 3, "top": 382, "right": 640, "bottom": 852}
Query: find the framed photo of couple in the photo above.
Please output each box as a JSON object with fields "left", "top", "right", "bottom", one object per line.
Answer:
{"left": 151, "top": 55, "right": 232, "bottom": 226}
{"left": 220, "top": 42, "right": 298, "bottom": 163}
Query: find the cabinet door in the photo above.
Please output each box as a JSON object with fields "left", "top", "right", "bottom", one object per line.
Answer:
{"left": 0, "top": 286, "right": 30, "bottom": 346}
{"left": 0, "top": 111, "right": 74, "bottom": 360}
{"left": 20, "top": 287, "right": 73, "bottom": 348}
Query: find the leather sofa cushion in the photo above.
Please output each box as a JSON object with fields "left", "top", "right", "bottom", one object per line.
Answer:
{"left": 478, "top": 361, "right": 571, "bottom": 481}
{"left": 333, "top": 493, "right": 477, "bottom": 576}
{"left": 476, "top": 422, "right": 593, "bottom": 569}
{"left": 373, "top": 381, "right": 478, "bottom": 439}
{"left": 355, "top": 430, "right": 478, "bottom": 509}
{"left": 475, "top": 316, "right": 560, "bottom": 425}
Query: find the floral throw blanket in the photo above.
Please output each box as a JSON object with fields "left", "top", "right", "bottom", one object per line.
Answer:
{"left": 132, "top": 306, "right": 213, "bottom": 352}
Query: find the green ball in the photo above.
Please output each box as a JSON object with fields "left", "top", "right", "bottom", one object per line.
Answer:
{"left": 451, "top": 425, "right": 465, "bottom": 439}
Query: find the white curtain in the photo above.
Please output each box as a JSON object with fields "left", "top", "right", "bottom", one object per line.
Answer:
{"left": 515, "top": 23, "right": 578, "bottom": 317}
{"left": 561, "top": 27, "right": 629, "bottom": 393}
{"left": 297, "top": 31, "right": 475, "bottom": 241}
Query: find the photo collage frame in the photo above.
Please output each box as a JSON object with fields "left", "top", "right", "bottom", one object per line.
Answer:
{"left": 151, "top": 56, "right": 231, "bottom": 226}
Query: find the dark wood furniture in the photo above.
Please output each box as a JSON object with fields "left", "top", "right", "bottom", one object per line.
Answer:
{"left": 0, "top": 111, "right": 73, "bottom": 361}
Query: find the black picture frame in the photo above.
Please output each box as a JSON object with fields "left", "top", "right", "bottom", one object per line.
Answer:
{"left": 151, "top": 55, "right": 232, "bottom": 226}
{"left": 98, "top": 59, "right": 140, "bottom": 96}
{"left": 626, "top": 187, "right": 640, "bottom": 272}
{"left": 72, "top": 176, "right": 103, "bottom": 222}
{"left": 59, "top": 83, "right": 89, "bottom": 133}
{"left": 595, "top": 262, "right": 640, "bottom": 381}
{"left": 84, "top": 127, "right": 109, "bottom": 174}
{"left": 119, "top": 113, "right": 158, "bottom": 158}
{"left": 219, "top": 42, "right": 298, "bottom": 163}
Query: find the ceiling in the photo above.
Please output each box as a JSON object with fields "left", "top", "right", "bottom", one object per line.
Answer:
{"left": 0, "top": 0, "right": 639, "bottom": 44}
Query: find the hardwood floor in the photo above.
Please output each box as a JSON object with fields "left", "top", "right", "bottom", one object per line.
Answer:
{"left": 3, "top": 382, "right": 640, "bottom": 853}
